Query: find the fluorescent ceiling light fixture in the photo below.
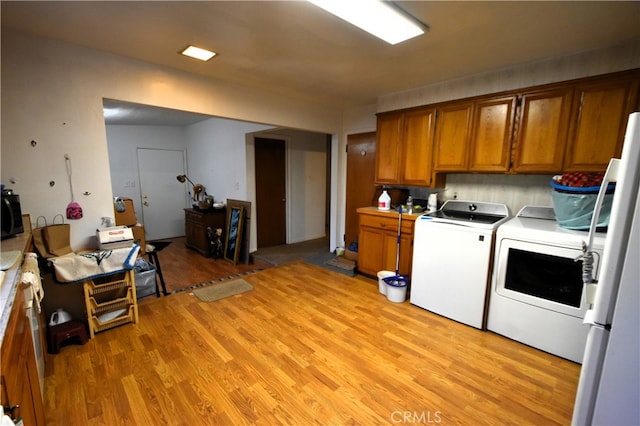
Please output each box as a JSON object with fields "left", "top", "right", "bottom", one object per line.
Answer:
{"left": 181, "top": 45, "right": 216, "bottom": 61}
{"left": 308, "top": 0, "right": 425, "bottom": 45}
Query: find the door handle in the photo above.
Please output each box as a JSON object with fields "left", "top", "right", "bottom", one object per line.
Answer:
{"left": 3, "top": 404, "right": 19, "bottom": 420}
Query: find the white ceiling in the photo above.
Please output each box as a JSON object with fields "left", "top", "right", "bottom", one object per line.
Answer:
{"left": 3, "top": 1, "right": 640, "bottom": 124}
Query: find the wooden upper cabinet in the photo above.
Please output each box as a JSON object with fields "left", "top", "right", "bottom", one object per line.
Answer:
{"left": 468, "top": 96, "right": 516, "bottom": 172}
{"left": 565, "top": 76, "right": 639, "bottom": 171}
{"left": 375, "top": 111, "right": 403, "bottom": 184}
{"left": 375, "top": 107, "right": 436, "bottom": 186}
{"left": 377, "top": 69, "right": 639, "bottom": 179}
{"left": 512, "top": 88, "right": 573, "bottom": 173}
{"left": 401, "top": 108, "right": 436, "bottom": 185}
{"left": 433, "top": 102, "right": 473, "bottom": 171}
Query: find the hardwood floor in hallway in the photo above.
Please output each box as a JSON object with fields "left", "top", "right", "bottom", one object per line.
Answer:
{"left": 147, "top": 237, "right": 272, "bottom": 294}
{"left": 43, "top": 262, "right": 581, "bottom": 425}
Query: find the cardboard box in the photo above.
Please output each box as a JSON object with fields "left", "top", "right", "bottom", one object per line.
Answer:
{"left": 97, "top": 226, "right": 134, "bottom": 250}
{"left": 114, "top": 198, "right": 137, "bottom": 226}
{"left": 113, "top": 198, "right": 146, "bottom": 254}
{"left": 131, "top": 225, "right": 146, "bottom": 255}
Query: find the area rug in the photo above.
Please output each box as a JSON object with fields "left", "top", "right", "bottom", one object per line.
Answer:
{"left": 192, "top": 279, "right": 253, "bottom": 302}
{"left": 169, "top": 268, "right": 263, "bottom": 295}
{"left": 252, "top": 238, "right": 328, "bottom": 266}
{"left": 304, "top": 252, "right": 356, "bottom": 277}
{"left": 326, "top": 256, "right": 356, "bottom": 271}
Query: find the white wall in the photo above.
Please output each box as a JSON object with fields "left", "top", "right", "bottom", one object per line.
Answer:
{"left": 106, "top": 118, "right": 326, "bottom": 252}
{"left": 106, "top": 125, "right": 188, "bottom": 221}
{"left": 1, "top": 29, "right": 343, "bottom": 250}
{"left": 378, "top": 38, "right": 640, "bottom": 112}
{"left": 279, "top": 129, "right": 327, "bottom": 244}
{"left": 185, "top": 118, "right": 273, "bottom": 203}
{"left": 186, "top": 118, "right": 274, "bottom": 252}
{"left": 3, "top": 28, "right": 639, "bottom": 251}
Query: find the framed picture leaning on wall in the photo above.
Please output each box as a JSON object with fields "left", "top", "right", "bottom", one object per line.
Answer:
{"left": 224, "top": 205, "right": 244, "bottom": 265}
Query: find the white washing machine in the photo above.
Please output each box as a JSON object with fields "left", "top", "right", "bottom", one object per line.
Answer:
{"left": 487, "top": 206, "right": 607, "bottom": 363}
{"left": 410, "top": 200, "right": 511, "bottom": 329}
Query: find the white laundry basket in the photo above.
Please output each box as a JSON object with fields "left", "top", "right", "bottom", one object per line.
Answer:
{"left": 377, "top": 270, "right": 395, "bottom": 295}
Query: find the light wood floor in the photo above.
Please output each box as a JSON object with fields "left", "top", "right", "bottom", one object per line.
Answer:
{"left": 149, "top": 237, "right": 273, "bottom": 293}
{"left": 43, "top": 257, "right": 581, "bottom": 425}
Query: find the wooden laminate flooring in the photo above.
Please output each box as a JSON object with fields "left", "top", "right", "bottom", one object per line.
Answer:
{"left": 43, "top": 259, "right": 581, "bottom": 425}
{"left": 148, "top": 237, "right": 272, "bottom": 293}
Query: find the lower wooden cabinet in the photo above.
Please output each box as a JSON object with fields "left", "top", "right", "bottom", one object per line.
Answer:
{"left": 184, "top": 208, "right": 227, "bottom": 257}
{"left": 1, "top": 285, "right": 45, "bottom": 425}
{"left": 357, "top": 208, "right": 416, "bottom": 277}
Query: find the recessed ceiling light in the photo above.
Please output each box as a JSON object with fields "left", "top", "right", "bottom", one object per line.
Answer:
{"left": 308, "top": 0, "right": 425, "bottom": 45}
{"left": 181, "top": 45, "right": 217, "bottom": 61}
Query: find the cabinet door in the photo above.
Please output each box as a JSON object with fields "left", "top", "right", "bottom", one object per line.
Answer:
{"left": 358, "top": 226, "right": 385, "bottom": 276}
{"left": 185, "top": 210, "right": 208, "bottom": 255}
{"left": 375, "top": 112, "right": 403, "bottom": 184}
{"left": 1, "top": 288, "right": 45, "bottom": 426}
{"left": 401, "top": 108, "right": 436, "bottom": 186}
{"left": 433, "top": 103, "right": 473, "bottom": 171}
{"left": 512, "top": 88, "right": 573, "bottom": 173}
{"left": 565, "top": 77, "right": 639, "bottom": 171}
{"left": 382, "top": 232, "right": 399, "bottom": 272}
{"left": 382, "top": 232, "right": 413, "bottom": 276}
{"left": 468, "top": 96, "right": 516, "bottom": 172}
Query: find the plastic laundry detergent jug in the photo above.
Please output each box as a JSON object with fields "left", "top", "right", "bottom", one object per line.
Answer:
{"left": 49, "top": 309, "right": 72, "bottom": 326}
{"left": 378, "top": 190, "right": 391, "bottom": 210}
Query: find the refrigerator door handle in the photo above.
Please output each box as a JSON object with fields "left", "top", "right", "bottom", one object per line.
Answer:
{"left": 585, "top": 283, "right": 598, "bottom": 305}
{"left": 583, "top": 309, "right": 596, "bottom": 326}
{"left": 585, "top": 158, "right": 619, "bottom": 252}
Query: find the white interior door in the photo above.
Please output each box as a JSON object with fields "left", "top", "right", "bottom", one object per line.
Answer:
{"left": 137, "top": 148, "right": 187, "bottom": 240}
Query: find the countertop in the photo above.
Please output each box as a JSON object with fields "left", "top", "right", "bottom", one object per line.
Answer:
{"left": 0, "top": 229, "right": 32, "bottom": 346}
{"left": 356, "top": 206, "right": 426, "bottom": 221}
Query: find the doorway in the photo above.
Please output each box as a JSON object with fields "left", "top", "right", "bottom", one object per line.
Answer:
{"left": 255, "top": 137, "right": 286, "bottom": 248}
{"left": 345, "top": 132, "right": 377, "bottom": 249}
{"left": 137, "top": 148, "right": 187, "bottom": 240}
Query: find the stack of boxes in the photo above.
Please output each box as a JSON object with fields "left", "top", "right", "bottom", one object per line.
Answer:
{"left": 113, "top": 198, "right": 146, "bottom": 254}
{"left": 112, "top": 198, "right": 157, "bottom": 298}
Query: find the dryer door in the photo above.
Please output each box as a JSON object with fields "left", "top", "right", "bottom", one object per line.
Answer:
{"left": 494, "top": 238, "right": 598, "bottom": 319}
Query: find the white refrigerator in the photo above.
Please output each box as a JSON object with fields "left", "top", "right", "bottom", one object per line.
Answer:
{"left": 572, "top": 112, "right": 640, "bottom": 425}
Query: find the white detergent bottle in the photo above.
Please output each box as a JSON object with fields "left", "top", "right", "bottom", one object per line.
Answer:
{"left": 378, "top": 190, "right": 391, "bottom": 210}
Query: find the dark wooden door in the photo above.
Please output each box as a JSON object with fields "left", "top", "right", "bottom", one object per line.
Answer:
{"left": 255, "top": 137, "right": 286, "bottom": 248}
{"left": 345, "top": 132, "right": 377, "bottom": 249}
